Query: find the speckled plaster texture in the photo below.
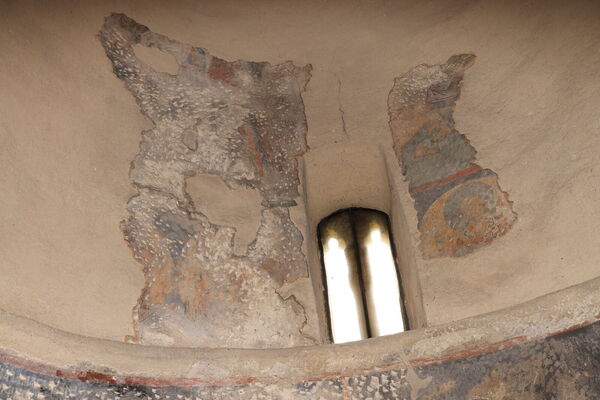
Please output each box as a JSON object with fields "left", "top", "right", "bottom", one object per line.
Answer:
{"left": 2, "top": 275, "right": 600, "bottom": 399}
{"left": 98, "top": 14, "right": 318, "bottom": 348}
{"left": 2, "top": 326, "right": 600, "bottom": 399}
{"left": 388, "top": 55, "right": 516, "bottom": 258}
{"left": 3, "top": 0, "right": 600, "bottom": 339}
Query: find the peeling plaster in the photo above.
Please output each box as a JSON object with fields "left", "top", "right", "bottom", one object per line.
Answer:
{"left": 185, "top": 173, "right": 262, "bottom": 255}
{"left": 99, "top": 13, "right": 318, "bottom": 348}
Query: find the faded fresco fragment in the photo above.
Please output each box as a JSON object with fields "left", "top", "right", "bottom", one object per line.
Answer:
{"left": 2, "top": 321, "right": 600, "bottom": 399}
{"left": 388, "top": 54, "right": 516, "bottom": 258}
{"left": 99, "top": 14, "right": 318, "bottom": 348}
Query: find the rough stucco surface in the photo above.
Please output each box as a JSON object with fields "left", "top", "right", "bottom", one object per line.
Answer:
{"left": 388, "top": 54, "right": 516, "bottom": 258}
{"left": 98, "top": 14, "right": 318, "bottom": 347}
{"left": 2, "top": 326, "right": 600, "bottom": 399}
{"left": 2, "top": 275, "right": 600, "bottom": 399}
{"left": 2, "top": 0, "right": 600, "bottom": 337}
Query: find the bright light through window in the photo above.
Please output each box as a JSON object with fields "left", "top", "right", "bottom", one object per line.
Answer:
{"left": 323, "top": 237, "right": 367, "bottom": 344}
{"left": 319, "top": 209, "right": 407, "bottom": 344}
{"left": 364, "top": 228, "right": 406, "bottom": 336}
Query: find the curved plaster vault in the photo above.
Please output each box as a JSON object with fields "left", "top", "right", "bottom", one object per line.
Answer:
{"left": 94, "top": 13, "right": 517, "bottom": 350}
{"left": 2, "top": 278, "right": 600, "bottom": 398}
{"left": 2, "top": 1, "right": 600, "bottom": 399}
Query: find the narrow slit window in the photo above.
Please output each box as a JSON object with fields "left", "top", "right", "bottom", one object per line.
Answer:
{"left": 318, "top": 208, "right": 408, "bottom": 343}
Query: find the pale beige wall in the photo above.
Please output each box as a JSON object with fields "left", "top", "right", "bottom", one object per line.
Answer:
{"left": 1, "top": 0, "right": 600, "bottom": 341}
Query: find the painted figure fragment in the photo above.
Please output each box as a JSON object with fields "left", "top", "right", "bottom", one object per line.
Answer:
{"left": 99, "top": 14, "right": 318, "bottom": 347}
{"left": 388, "top": 54, "right": 516, "bottom": 258}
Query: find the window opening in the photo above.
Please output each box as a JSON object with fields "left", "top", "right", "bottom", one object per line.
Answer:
{"left": 318, "top": 208, "right": 408, "bottom": 343}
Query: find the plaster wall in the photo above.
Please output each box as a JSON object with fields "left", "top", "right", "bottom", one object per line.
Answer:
{"left": 1, "top": 275, "right": 600, "bottom": 398}
{"left": 1, "top": 0, "right": 600, "bottom": 341}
